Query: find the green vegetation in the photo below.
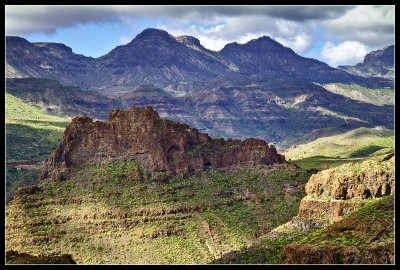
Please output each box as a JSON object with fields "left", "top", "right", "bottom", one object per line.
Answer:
{"left": 298, "top": 195, "right": 394, "bottom": 247}
{"left": 286, "top": 127, "right": 394, "bottom": 171}
{"left": 213, "top": 232, "right": 303, "bottom": 264}
{"left": 322, "top": 83, "right": 394, "bottom": 106}
{"left": 6, "top": 164, "right": 312, "bottom": 264}
{"left": 5, "top": 92, "right": 70, "bottom": 200}
{"left": 6, "top": 92, "right": 70, "bottom": 162}
{"left": 215, "top": 193, "right": 394, "bottom": 264}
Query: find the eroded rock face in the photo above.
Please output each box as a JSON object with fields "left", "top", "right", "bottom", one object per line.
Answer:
{"left": 41, "top": 106, "right": 285, "bottom": 181}
{"left": 273, "top": 158, "right": 395, "bottom": 232}
{"left": 305, "top": 160, "right": 394, "bottom": 200}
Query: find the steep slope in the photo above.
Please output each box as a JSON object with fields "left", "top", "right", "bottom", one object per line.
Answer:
{"left": 219, "top": 37, "right": 367, "bottom": 84}
{"left": 280, "top": 157, "right": 395, "bottom": 264}
{"left": 96, "top": 29, "right": 230, "bottom": 89}
{"left": 213, "top": 157, "right": 395, "bottom": 264}
{"left": 6, "top": 78, "right": 119, "bottom": 120}
{"left": 6, "top": 28, "right": 392, "bottom": 91}
{"left": 6, "top": 92, "right": 70, "bottom": 201}
{"left": 338, "top": 45, "right": 394, "bottom": 80}
{"left": 6, "top": 36, "right": 96, "bottom": 88}
{"left": 282, "top": 195, "right": 394, "bottom": 264}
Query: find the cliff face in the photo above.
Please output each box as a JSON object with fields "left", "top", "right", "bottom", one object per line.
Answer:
{"left": 276, "top": 158, "right": 395, "bottom": 231}
{"left": 40, "top": 106, "right": 285, "bottom": 181}
{"left": 276, "top": 158, "right": 395, "bottom": 264}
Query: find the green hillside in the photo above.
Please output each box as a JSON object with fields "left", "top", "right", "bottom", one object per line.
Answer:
{"left": 6, "top": 164, "right": 312, "bottom": 264}
{"left": 285, "top": 127, "right": 394, "bottom": 170}
{"left": 214, "top": 194, "right": 394, "bottom": 264}
{"left": 322, "top": 83, "right": 394, "bottom": 106}
{"left": 6, "top": 92, "right": 70, "bottom": 201}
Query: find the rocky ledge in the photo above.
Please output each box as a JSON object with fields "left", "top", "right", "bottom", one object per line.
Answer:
{"left": 276, "top": 158, "right": 394, "bottom": 231}
{"left": 41, "top": 106, "right": 285, "bottom": 181}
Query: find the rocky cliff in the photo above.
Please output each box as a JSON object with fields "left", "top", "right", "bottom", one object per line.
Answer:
{"left": 41, "top": 106, "right": 285, "bottom": 181}
{"left": 276, "top": 157, "right": 395, "bottom": 264}
{"left": 276, "top": 158, "right": 394, "bottom": 231}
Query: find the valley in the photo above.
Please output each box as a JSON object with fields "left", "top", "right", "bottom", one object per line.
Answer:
{"left": 5, "top": 24, "right": 395, "bottom": 265}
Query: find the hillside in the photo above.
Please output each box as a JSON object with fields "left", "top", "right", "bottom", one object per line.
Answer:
{"left": 214, "top": 157, "right": 394, "bottom": 264}
{"left": 322, "top": 83, "right": 394, "bottom": 106}
{"left": 6, "top": 106, "right": 311, "bottom": 264}
{"left": 285, "top": 127, "right": 394, "bottom": 170}
{"left": 6, "top": 92, "right": 70, "bottom": 201}
{"left": 6, "top": 78, "right": 118, "bottom": 120}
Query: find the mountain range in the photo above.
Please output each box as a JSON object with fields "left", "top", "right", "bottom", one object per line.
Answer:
{"left": 6, "top": 28, "right": 393, "bottom": 91}
{"left": 5, "top": 28, "right": 395, "bottom": 265}
{"left": 5, "top": 28, "right": 394, "bottom": 148}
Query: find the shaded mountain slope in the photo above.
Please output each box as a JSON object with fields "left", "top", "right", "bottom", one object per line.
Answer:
{"left": 6, "top": 29, "right": 393, "bottom": 91}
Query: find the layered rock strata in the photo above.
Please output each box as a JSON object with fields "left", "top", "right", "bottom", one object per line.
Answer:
{"left": 41, "top": 106, "right": 285, "bottom": 181}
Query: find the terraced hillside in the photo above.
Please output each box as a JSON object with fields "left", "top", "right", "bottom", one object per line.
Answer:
{"left": 6, "top": 164, "right": 311, "bottom": 264}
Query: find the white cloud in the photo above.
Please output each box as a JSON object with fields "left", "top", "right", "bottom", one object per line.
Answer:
{"left": 159, "top": 15, "right": 315, "bottom": 53}
{"left": 119, "top": 35, "right": 131, "bottom": 45}
{"left": 323, "top": 5, "right": 394, "bottom": 47}
{"left": 276, "top": 33, "right": 312, "bottom": 54}
{"left": 321, "top": 41, "right": 369, "bottom": 67}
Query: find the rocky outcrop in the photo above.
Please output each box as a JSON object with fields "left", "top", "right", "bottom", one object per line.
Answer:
{"left": 40, "top": 106, "right": 285, "bottom": 181}
{"left": 274, "top": 158, "right": 394, "bottom": 231}
{"left": 275, "top": 158, "right": 395, "bottom": 264}
{"left": 305, "top": 159, "right": 394, "bottom": 200}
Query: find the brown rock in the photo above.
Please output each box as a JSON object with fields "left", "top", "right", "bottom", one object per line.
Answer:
{"left": 283, "top": 243, "right": 394, "bottom": 264}
{"left": 41, "top": 106, "right": 285, "bottom": 181}
{"left": 305, "top": 159, "right": 394, "bottom": 200}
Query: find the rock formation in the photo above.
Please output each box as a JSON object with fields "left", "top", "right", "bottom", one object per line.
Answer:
{"left": 274, "top": 157, "right": 395, "bottom": 264}
{"left": 40, "top": 106, "right": 285, "bottom": 181}
{"left": 276, "top": 158, "right": 394, "bottom": 231}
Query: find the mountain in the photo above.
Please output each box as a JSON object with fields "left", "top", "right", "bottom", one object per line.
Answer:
{"left": 6, "top": 78, "right": 118, "bottom": 120}
{"left": 219, "top": 37, "right": 367, "bottom": 84}
{"left": 6, "top": 107, "right": 394, "bottom": 264}
{"left": 6, "top": 28, "right": 393, "bottom": 91}
{"left": 6, "top": 77, "right": 394, "bottom": 149}
{"left": 338, "top": 45, "right": 394, "bottom": 80}
{"left": 6, "top": 36, "right": 96, "bottom": 89}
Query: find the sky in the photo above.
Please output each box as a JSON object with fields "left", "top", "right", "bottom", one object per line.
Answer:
{"left": 5, "top": 5, "right": 395, "bottom": 67}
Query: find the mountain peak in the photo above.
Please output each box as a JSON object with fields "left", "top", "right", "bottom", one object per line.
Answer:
{"left": 33, "top": 42, "right": 73, "bottom": 54}
{"left": 176, "top": 35, "right": 201, "bottom": 47}
{"left": 6, "top": 36, "right": 32, "bottom": 48}
{"left": 134, "top": 28, "right": 175, "bottom": 41}
{"left": 363, "top": 45, "right": 394, "bottom": 65}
